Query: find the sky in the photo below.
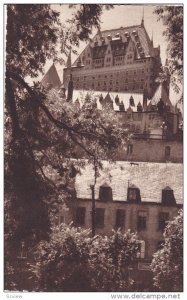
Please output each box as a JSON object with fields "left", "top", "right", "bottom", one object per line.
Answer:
{"left": 47, "top": 4, "right": 168, "bottom": 81}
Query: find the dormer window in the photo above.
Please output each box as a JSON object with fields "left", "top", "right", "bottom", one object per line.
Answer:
{"left": 129, "top": 96, "right": 135, "bottom": 106}
{"left": 99, "top": 183, "right": 113, "bottom": 201}
{"left": 127, "top": 185, "right": 141, "bottom": 202}
{"left": 162, "top": 187, "right": 176, "bottom": 205}
{"left": 115, "top": 95, "right": 120, "bottom": 105}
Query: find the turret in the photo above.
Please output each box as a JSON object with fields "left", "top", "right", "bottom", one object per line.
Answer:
{"left": 67, "top": 74, "right": 73, "bottom": 101}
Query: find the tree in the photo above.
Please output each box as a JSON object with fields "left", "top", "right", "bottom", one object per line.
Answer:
{"left": 5, "top": 4, "right": 130, "bottom": 290}
{"left": 5, "top": 3, "right": 128, "bottom": 251}
{"left": 154, "top": 6, "right": 183, "bottom": 95}
{"left": 29, "top": 224, "right": 139, "bottom": 292}
{"left": 151, "top": 209, "right": 183, "bottom": 292}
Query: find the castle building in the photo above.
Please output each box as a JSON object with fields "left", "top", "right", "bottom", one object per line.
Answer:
{"left": 63, "top": 18, "right": 163, "bottom": 98}
{"left": 67, "top": 88, "right": 182, "bottom": 163}
{"left": 41, "top": 63, "right": 183, "bottom": 163}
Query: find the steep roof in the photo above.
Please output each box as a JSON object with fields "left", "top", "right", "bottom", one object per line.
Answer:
{"left": 73, "top": 23, "right": 154, "bottom": 66}
{"left": 150, "top": 83, "right": 173, "bottom": 109}
{"left": 94, "top": 24, "right": 152, "bottom": 57}
{"left": 72, "top": 89, "right": 148, "bottom": 112}
{"left": 75, "top": 161, "right": 183, "bottom": 204}
{"left": 41, "top": 64, "right": 61, "bottom": 89}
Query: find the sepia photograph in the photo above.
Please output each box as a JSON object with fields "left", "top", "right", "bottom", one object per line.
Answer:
{"left": 4, "top": 3, "right": 183, "bottom": 294}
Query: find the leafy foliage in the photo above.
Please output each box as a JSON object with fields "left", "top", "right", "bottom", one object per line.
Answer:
{"left": 5, "top": 3, "right": 124, "bottom": 244}
{"left": 6, "top": 5, "right": 61, "bottom": 78}
{"left": 154, "top": 6, "right": 183, "bottom": 94}
{"left": 5, "top": 4, "right": 127, "bottom": 291}
{"left": 6, "top": 4, "right": 113, "bottom": 75}
{"left": 151, "top": 209, "right": 183, "bottom": 292}
{"left": 29, "top": 224, "right": 139, "bottom": 292}
{"left": 67, "top": 4, "right": 113, "bottom": 41}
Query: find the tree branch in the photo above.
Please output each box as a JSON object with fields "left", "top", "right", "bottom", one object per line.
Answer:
{"left": 6, "top": 70, "right": 104, "bottom": 159}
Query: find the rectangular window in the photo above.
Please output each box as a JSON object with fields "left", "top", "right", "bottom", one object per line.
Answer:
{"left": 137, "top": 211, "right": 147, "bottom": 231}
{"left": 95, "top": 208, "right": 105, "bottom": 228}
{"left": 137, "top": 241, "right": 145, "bottom": 259}
{"left": 55, "top": 215, "right": 64, "bottom": 226}
{"left": 158, "top": 212, "right": 169, "bottom": 231}
{"left": 115, "top": 209, "right": 125, "bottom": 228}
{"left": 136, "top": 125, "right": 141, "bottom": 133}
{"left": 127, "top": 144, "right": 133, "bottom": 154}
{"left": 165, "top": 146, "right": 171, "bottom": 158}
{"left": 76, "top": 207, "right": 86, "bottom": 225}
{"left": 128, "top": 188, "right": 137, "bottom": 200}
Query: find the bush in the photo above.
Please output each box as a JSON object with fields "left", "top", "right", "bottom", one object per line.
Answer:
{"left": 151, "top": 210, "right": 183, "bottom": 292}
{"left": 30, "top": 224, "right": 139, "bottom": 292}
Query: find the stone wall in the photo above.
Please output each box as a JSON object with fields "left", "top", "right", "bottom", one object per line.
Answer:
{"left": 119, "top": 139, "right": 183, "bottom": 163}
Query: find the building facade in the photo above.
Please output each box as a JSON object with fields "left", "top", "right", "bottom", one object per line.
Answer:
{"left": 58, "top": 161, "right": 182, "bottom": 287}
{"left": 63, "top": 19, "right": 163, "bottom": 98}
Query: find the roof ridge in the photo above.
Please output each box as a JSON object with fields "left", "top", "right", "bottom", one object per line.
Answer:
{"left": 100, "top": 24, "right": 142, "bottom": 33}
